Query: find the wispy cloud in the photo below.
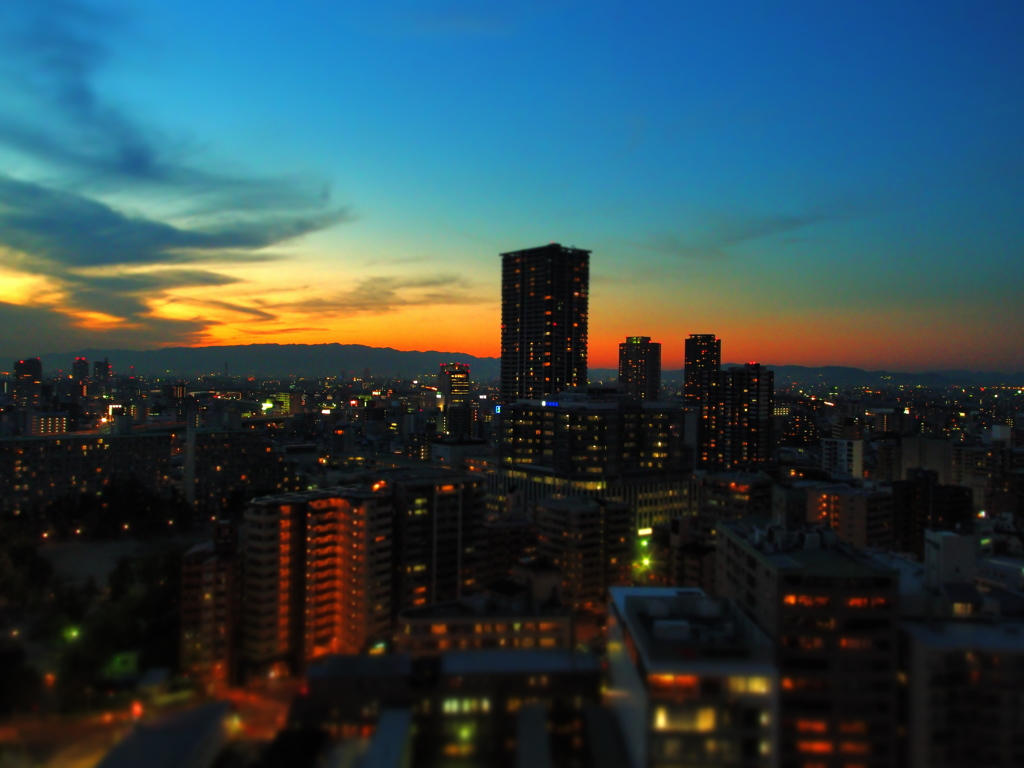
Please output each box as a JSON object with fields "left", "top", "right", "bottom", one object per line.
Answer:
{"left": 270, "top": 274, "right": 490, "bottom": 318}
{"left": 629, "top": 210, "right": 837, "bottom": 260}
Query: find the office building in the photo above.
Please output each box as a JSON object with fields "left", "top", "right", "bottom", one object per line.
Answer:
{"left": 607, "top": 587, "right": 778, "bottom": 768}
{"left": 619, "top": 336, "right": 662, "bottom": 401}
{"left": 500, "top": 243, "right": 589, "bottom": 403}
{"left": 717, "top": 519, "right": 900, "bottom": 768}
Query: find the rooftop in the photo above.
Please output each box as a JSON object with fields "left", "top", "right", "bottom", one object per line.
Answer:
{"left": 610, "top": 587, "right": 774, "bottom": 674}
{"left": 719, "top": 517, "right": 896, "bottom": 578}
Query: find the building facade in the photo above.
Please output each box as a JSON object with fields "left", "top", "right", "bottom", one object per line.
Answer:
{"left": 619, "top": 336, "right": 662, "bottom": 401}
{"left": 500, "top": 243, "right": 589, "bottom": 404}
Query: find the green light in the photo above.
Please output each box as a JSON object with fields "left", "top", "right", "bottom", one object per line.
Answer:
{"left": 458, "top": 724, "right": 474, "bottom": 742}
{"left": 63, "top": 626, "right": 80, "bottom": 642}
{"left": 640, "top": 540, "right": 648, "bottom": 548}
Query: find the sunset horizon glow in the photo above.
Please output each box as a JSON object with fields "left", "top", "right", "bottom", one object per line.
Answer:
{"left": 1, "top": 2, "right": 1022, "bottom": 374}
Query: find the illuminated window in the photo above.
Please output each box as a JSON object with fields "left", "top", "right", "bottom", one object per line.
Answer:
{"left": 797, "top": 741, "right": 833, "bottom": 754}
{"left": 728, "top": 676, "right": 770, "bottom": 694}
{"left": 839, "top": 637, "right": 871, "bottom": 650}
{"left": 797, "top": 720, "right": 828, "bottom": 733}
{"left": 841, "top": 742, "right": 870, "bottom": 754}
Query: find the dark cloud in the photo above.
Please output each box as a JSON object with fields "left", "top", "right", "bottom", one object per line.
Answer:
{"left": 0, "top": 1, "right": 334, "bottom": 213}
{"left": 0, "top": 300, "right": 208, "bottom": 359}
{"left": 0, "top": 1, "right": 353, "bottom": 351}
{"left": 0, "top": 175, "right": 349, "bottom": 269}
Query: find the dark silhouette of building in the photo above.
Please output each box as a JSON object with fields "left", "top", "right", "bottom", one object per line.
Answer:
{"left": 71, "top": 356, "right": 89, "bottom": 384}
{"left": 181, "top": 522, "right": 240, "bottom": 689}
{"left": 536, "top": 497, "right": 632, "bottom": 613}
{"left": 13, "top": 358, "right": 42, "bottom": 408}
{"left": 500, "top": 243, "right": 589, "bottom": 404}
{"left": 891, "top": 468, "right": 974, "bottom": 557}
{"left": 618, "top": 335, "right": 661, "bottom": 401}
{"left": 93, "top": 357, "right": 111, "bottom": 384}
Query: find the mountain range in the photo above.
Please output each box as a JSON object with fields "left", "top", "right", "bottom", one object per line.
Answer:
{"left": 35, "top": 344, "right": 1024, "bottom": 387}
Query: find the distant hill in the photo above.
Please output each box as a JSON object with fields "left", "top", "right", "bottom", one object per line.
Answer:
{"left": 39, "top": 344, "right": 500, "bottom": 380}
{"left": 37, "top": 345, "right": 1022, "bottom": 386}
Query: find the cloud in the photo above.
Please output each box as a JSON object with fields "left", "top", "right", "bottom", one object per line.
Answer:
{"left": 0, "top": 174, "right": 350, "bottom": 340}
{"left": 270, "top": 274, "right": 490, "bottom": 318}
{"left": 0, "top": 1, "right": 334, "bottom": 214}
{"left": 0, "top": 300, "right": 208, "bottom": 358}
{"left": 0, "top": 1, "right": 353, "bottom": 352}
{"left": 629, "top": 210, "right": 836, "bottom": 260}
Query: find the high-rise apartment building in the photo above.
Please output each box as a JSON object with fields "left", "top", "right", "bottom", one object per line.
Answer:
{"left": 241, "top": 488, "right": 393, "bottom": 678}
{"left": 618, "top": 336, "right": 662, "bottom": 401}
{"left": 71, "top": 357, "right": 89, "bottom": 384}
{"left": 701, "top": 363, "right": 775, "bottom": 471}
{"left": 438, "top": 362, "right": 471, "bottom": 437}
{"left": 386, "top": 467, "right": 486, "bottom": 612}
{"left": 93, "top": 358, "right": 111, "bottom": 383}
{"left": 13, "top": 358, "right": 42, "bottom": 408}
{"left": 536, "top": 497, "right": 632, "bottom": 613}
{"left": 717, "top": 519, "right": 900, "bottom": 768}
{"left": 683, "top": 334, "right": 720, "bottom": 407}
{"left": 500, "top": 243, "right": 589, "bottom": 403}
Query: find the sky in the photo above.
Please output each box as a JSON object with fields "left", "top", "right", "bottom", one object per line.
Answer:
{"left": 1, "top": 0, "right": 1022, "bottom": 372}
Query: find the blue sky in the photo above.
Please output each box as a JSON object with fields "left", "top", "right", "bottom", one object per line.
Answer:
{"left": 1, "top": 0, "right": 1022, "bottom": 370}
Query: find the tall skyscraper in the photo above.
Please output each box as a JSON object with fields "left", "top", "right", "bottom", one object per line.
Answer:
{"left": 500, "top": 243, "right": 589, "bottom": 404}
{"left": 683, "top": 334, "right": 720, "bottom": 406}
{"left": 618, "top": 335, "right": 661, "bottom": 400}
{"left": 684, "top": 334, "right": 722, "bottom": 468}
{"left": 71, "top": 357, "right": 89, "bottom": 384}
{"left": 13, "top": 358, "right": 42, "bottom": 408}
{"left": 718, "top": 362, "right": 775, "bottom": 470}
{"left": 437, "top": 362, "right": 471, "bottom": 437}
{"left": 93, "top": 357, "right": 111, "bottom": 383}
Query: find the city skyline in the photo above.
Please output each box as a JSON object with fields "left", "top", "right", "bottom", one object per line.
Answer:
{"left": 1, "top": 1, "right": 1023, "bottom": 371}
